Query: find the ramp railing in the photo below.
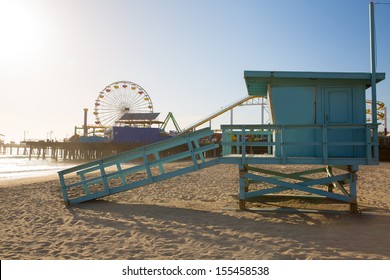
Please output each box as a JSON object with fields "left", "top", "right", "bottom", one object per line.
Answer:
{"left": 58, "top": 128, "right": 219, "bottom": 205}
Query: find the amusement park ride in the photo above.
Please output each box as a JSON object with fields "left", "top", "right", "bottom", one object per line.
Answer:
{"left": 58, "top": 2, "right": 387, "bottom": 213}
{"left": 366, "top": 100, "right": 387, "bottom": 134}
{"left": 73, "top": 80, "right": 182, "bottom": 143}
{"left": 93, "top": 81, "right": 153, "bottom": 128}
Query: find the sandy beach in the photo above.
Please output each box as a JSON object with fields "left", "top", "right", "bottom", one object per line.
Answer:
{"left": 1, "top": 162, "right": 390, "bottom": 260}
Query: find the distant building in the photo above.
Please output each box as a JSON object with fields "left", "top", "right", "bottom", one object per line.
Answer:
{"left": 112, "top": 112, "right": 171, "bottom": 144}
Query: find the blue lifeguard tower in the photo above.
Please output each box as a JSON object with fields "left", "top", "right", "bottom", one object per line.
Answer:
{"left": 220, "top": 70, "right": 385, "bottom": 212}
{"left": 58, "top": 70, "right": 385, "bottom": 213}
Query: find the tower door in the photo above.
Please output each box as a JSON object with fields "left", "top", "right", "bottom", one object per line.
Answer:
{"left": 324, "top": 87, "right": 353, "bottom": 157}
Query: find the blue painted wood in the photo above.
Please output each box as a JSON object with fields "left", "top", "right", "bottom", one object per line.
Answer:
{"left": 245, "top": 172, "right": 353, "bottom": 203}
{"left": 58, "top": 128, "right": 219, "bottom": 205}
{"left": 220, "top": 124, "right": 377, "bottom": 166}
{"left": 220, "top": 156, "right": 376, "bottom": 166}
{"left": 116, "top": 163, "right": 127, "bottom": 185}
{"left": 244, "top": 71, "right": 384, "bottom": 162}
{"left": 65, "top": 158, "right": 221, "bottom": 205}
{"left": 244, "top": 71, "right": 385, "bottom": 82}
{"left": 244, "top": 186, "right": 289, "bottom": 198}
{"left": 64, "top": 128, "right": 216, "bottom": 178}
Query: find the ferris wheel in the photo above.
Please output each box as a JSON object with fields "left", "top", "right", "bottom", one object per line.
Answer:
{"left": 94, "top": 81, "right": 154, "bottom": 127}
{"left": 366, "top": 100, "right": 386, "bottom": 122}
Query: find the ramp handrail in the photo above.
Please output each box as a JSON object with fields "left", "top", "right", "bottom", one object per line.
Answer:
{"left": 58, "top": 127, "right": 219, "bottom": 205}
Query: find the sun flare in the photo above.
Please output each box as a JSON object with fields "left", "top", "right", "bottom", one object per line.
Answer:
{"left": 0, "top": 1, "right": 44, "bottom": 64}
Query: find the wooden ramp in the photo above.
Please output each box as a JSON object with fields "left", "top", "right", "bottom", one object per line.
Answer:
{"left": 58, "top": 128, "right": 219, "bottom": 205}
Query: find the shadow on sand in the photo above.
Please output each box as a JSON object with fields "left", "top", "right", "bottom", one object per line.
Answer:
{"left": 68, "top": 200, "right": 390, "bottom": 259}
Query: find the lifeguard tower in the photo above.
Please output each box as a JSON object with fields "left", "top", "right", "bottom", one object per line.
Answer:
{"left": 221, "top": 70, "right": 385, "bottom": 212}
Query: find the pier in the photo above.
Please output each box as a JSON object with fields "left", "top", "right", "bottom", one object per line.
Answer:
{"left": 24, "top": 141, "right": 147, "bottom": 161}
{"left": 0, "top": 136, "right": 388, "bottom": 161}
{"left": 0, "top": 141, "right": 146, "bottom": 161}
{"left": 0, "top": 140, "right": 218, "bottom": 161}
{"left": 1, "top": 143, "right": 29, "bottom": 156}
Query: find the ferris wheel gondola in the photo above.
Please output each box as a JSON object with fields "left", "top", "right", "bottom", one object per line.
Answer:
{"left": 94, "top": 81, "right": 154, "bottom": 127}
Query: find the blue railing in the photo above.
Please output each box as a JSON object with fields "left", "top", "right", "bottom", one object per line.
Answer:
{"left": 220, "top": 124, "right": 378, "bottom": 165}
{"left": 58, "top": 128, "right": 219, "bottom": 205}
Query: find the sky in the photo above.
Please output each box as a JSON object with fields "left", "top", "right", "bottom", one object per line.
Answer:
{"left": 0, "top": 0, "right": 389, "bottom": 142}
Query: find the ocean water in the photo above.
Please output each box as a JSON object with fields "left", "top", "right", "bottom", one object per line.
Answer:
{"left": 0, "top": 155, "right": 76, "bottom": 181}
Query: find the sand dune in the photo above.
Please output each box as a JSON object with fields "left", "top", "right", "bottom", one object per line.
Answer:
{"left": 1, "top": 162, "right": 390, "bottom": 259}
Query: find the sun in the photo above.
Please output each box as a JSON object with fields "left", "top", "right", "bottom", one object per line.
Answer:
{"left": 0, "top": 1, "right": 44, "bottom": 65}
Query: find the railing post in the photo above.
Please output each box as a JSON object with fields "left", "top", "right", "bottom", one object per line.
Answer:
{"left": 241, "top": 126, "right": 246, "bottom": 164}
{"left": 267, "top": 130, "right": 272, "bottom": 155}
{"left": 373, "top": 124, "right": 379, "bottom": 163}
{"left": 58, "top": 172, "right": 69, "bottom": 205}
{"left": 116, "top": 163, "right": 127, "bottom": 185}
{"left": 322, "top": 125, "right": 328, "bottom": 165}
{"left": 222, "top": 128, "right": 232, "bottom": 156}
{"left": 141, "top": 147, "right": 153, "bottom": 179}
{"left": 154, "top": 152, "right": 165, "bottom": 174}
{"left": 186, "top": 136, "right": 199, "bottom": 169}
{"left": 79, "top": 173, "right": 91, "bottom": 196}
{"left": 238, "top": 164, "right": 249, "bottom": 210}
{"left": 366, "top": 124, "right": 372, "bottom": 164}
{"left": 98, "top": 160, "right": 110, "bottom": 194}
{"left": 349, "top": 166, "right": 358, "bottom": 213}
{"left": 280, "top": 125, "right": 286, "bottom": 164}
{"left": 193, "top": 138, "right": 206, "bottom": 163}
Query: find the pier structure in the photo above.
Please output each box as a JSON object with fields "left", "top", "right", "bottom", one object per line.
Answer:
{"left": 0, "top": 140, "right": 219, "bottom": 161}
{"left": 24, "top": 141, "right": 146, "bottom": 161}
{"left": 0, "top": 141, "right": 146, "bottom": 160}
{"left": 0, "top": 143, "right": 29, "bottom": 156}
